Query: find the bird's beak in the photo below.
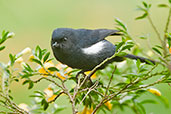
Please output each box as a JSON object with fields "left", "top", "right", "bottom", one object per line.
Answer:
{"left": 52, "top": 41, "right": 60, "bottom": 48}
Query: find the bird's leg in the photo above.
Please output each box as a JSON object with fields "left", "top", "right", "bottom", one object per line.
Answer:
{"left": 75, "top": 70, "right": 85, "bottom": 84}
{"left": 76, "top": 70, "right": 93, "bottom": 85}
{"left": 76, "top": 70, "right": 84, "bottom": 79}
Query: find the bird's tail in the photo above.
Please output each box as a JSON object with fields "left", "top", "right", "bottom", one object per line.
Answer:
{"left": 124, "top": 54, "right": 155, "bottom": 64}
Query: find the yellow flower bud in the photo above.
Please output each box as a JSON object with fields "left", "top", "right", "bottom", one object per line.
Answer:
{"left": 21, "top": 47, "right": 32, "bottom": 55}
{"left": 44, "top": 87, "right": 53, "bottom": 97}
{"left": 85, "top": 71, "right": 96, "bottom": 79}
{"left": 18, "top": 103, "right": 29, "bottom": 112}
{"left": 166, "top": 44, "right": 171, "bottom": 53}
{"left": 28, "top": 54, "right": 35, "bottom": 61}
{"left": 44, "top": 87, "right": 58, "bottom": 102}
{"left": 56, "top": 72, "right": 66, "bottom": 80}
{"left": 15, "top": 57, "right": 23, "bottom": 63}
{"left": 47, "top": 95, "right": 57, "bottom": 102}
{"left": 79, "top": 106, "right": 94, "bottom": 114}
{"left": 104, "top": 101, "right": 112, "bottom": 110}
{"left": 55, "top": 63, "right": 72, "bottom": 80}
{"left": 148, "top": 88, "right": 161, "bottom": 96}
{"left": 7, "top": 32, "right": 15, "bottom": 38}
{"left": 38, "top": 61, "right": 54, "bottom": 76}
{"left": 147, "top": 51, "right": 153, "bottom": 57}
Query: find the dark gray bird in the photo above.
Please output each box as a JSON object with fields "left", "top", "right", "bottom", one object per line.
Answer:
{"left": 51, "top": 28, "right": 155, "bottom": 72}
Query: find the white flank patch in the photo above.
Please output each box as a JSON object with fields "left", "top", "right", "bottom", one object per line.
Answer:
{"left": 82, "top": 41, "right": 105, "bottom": 55}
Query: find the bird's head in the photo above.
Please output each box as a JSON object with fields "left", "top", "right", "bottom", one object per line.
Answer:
{"left": 51, "top": 28, "right": 75, "bottom": 50}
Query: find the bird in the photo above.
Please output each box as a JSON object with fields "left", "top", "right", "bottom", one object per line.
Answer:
{"left": 51, "top": 28, "right": 155, "bottom": 73}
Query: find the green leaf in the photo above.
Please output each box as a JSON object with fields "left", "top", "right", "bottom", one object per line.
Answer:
{"left": 142, "top": 1, "right": 148, "bottom": 8}
{"left": 155, "top": 45, "right": 163, "bottom": 49}
{"left": 9, "top": 54, "right": 16, "bottom": 66}
{"left": 28, "top": 81, "right": 34, "bottom": 89}
{"left": 137, "top": 6, "right": 147, "bottom": 12}
{"left": 0, "top": 46, "right": 5, "bottom": 51}
{"left": 155, "top": 96, "right": 169, "bottom": 108}
{"left": 14, "top": 79, "right": 19, "bottom": 82}
{"left": 141, "top": 99, "right": 158, "bottom": 104}
{"left": 35, "top": 45, "right": 41, "bottom": 58}
{"left": 23, "top": 63, "right": 34, "bottom": 72}
{"left": 0, "top": 31, "right": 9, "bottom": 45}
{"left": 31, "top": 58, "right": 42, "bottom": 66}
{"left": 139, "top": 36, "right": 147, "bottom": 39}
{"left": 158, "top": 4, "right": 169, "bottom": 8}
{"left": 115, "top": 19, "right": 127, "bottom": 31}
{"left": 115, "top": 41, "right": 125, "bottom": 52}
{"left": 135, "top": 13, "right": 148, "bottom": 20}
{"left": 168, "top": 38, "right": 171, "bottom": 48}
{"left": 145, "top": 59, "right": 155, "bottom": 65}
{"left": 38, "top": 48, "right": 43, "bottom": 60}
{"left": 20, "top": 73, "right": 34, "bottom": 79}
{"left": 46, "top": 58, "right": 54, "bottom": 63}
{"left": 169, "top": 0, "right": 171, "bottom": 4}
{"left": 41, "top": 99, "right": 49, "bottom": 110}
{"left": 136, "top": 59, "right": 141, "bottom": 70}
{"left": 121, "top": 44, "right": 134, "bottom": 51}
{"left": 9, "top": 95, "right": 13, "bottom": 100}
{"left": 48, "top": 67, "right": 59, "bottom": 71}
{"left": 34, "top": 90, "right": 44, "bottom": 96}
{"left": 29, "top": 95, "right": 43, "bottom": 98}
{"left": 137, "top": 103, "right": 146, "bottom": 114}
{"left": 152, "top": 47, "right": 162, "bottom": 56}
{"left": 148, "top": 4, "right": 152, "bottom": 8}
{"left": 22, "top": 80, "right": 30, "bottom": 85}
{"left": 116, "top": 52, "right": 127, "bottom": 57}
{"left": 0, "top": 100, "right": 5, "bottom": 105}
{"left": 163, "top": 78, "right": 171, "bottom": 83}
{"left": 54, "top": 106, "right": 66, "bottom": 113}
{"left": 43, "top": 52, "right": 50, "bottom": 63}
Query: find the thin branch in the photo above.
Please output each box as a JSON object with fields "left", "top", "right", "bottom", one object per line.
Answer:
{"left": 147, "top": 15, "right": 163, "bottom": 44}
{"left": 73, "top": 75, "right": 82, "bottom": 102}
{"left": 108, "top": 65, "right": 157, "bottom": 99}
{"left": 61, "top": 81, "right": 77, "bottom": 114}
{"left": 92, "top": 98, "right": 105, "bottom": 114}
{"left": 92, "top": 66, "right": 117, "bottom": 114}
{"left": 105, "top": 66, "right": 117, "bottom": 96}
{"left": 164, "top": 7, "right": 171, "bottom": 36}
{"left": 92, "top": 90, "right": 104, "bottom": 97}
{"left": 103, "top": 69, "right": 169, "bottom": 108}
{"left": 163, "top": 7, "right": 171, "bottom": 56}
{"left": 79, "top": 81, "right": 99, "bottom": 107}
{"left": 124, "top": 78, "right": 165, "bottom": 93}
{"left": 0, "top": 103, "right": 14, "bottom": 112}
{"left": 147, "top": 38, "right": 168, "bottom": 66}
{"left": 0, "top": 93, "right": 29, "bottom": 114}
{"left": 0, "top": 111, "right": 18, "bottom": 114}
{"left": 33, "top": 77, "right": 63, "bottom": 89}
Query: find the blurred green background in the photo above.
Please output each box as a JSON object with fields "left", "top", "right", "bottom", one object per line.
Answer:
{"left": 0, "top": 0, "right": 171, "bottom": 113}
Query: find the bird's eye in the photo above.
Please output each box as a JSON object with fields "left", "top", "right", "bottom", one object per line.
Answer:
{"left": 63, "top": 37, "right": 67, "bottom": 41}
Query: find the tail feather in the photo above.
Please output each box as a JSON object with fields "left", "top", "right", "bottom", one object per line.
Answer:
{"left": 98, "top": 54, "right": 155, "bottom": 70}
{"left": 124, "top": 54, "right": 155, "bottom": 64}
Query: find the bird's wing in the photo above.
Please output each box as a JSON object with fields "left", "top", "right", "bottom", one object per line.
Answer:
{"left": 95, "top": 29, "right": 121, "bottom": 40}
{"left": 76, "top": 29, "right": 121, "bottom": 47}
